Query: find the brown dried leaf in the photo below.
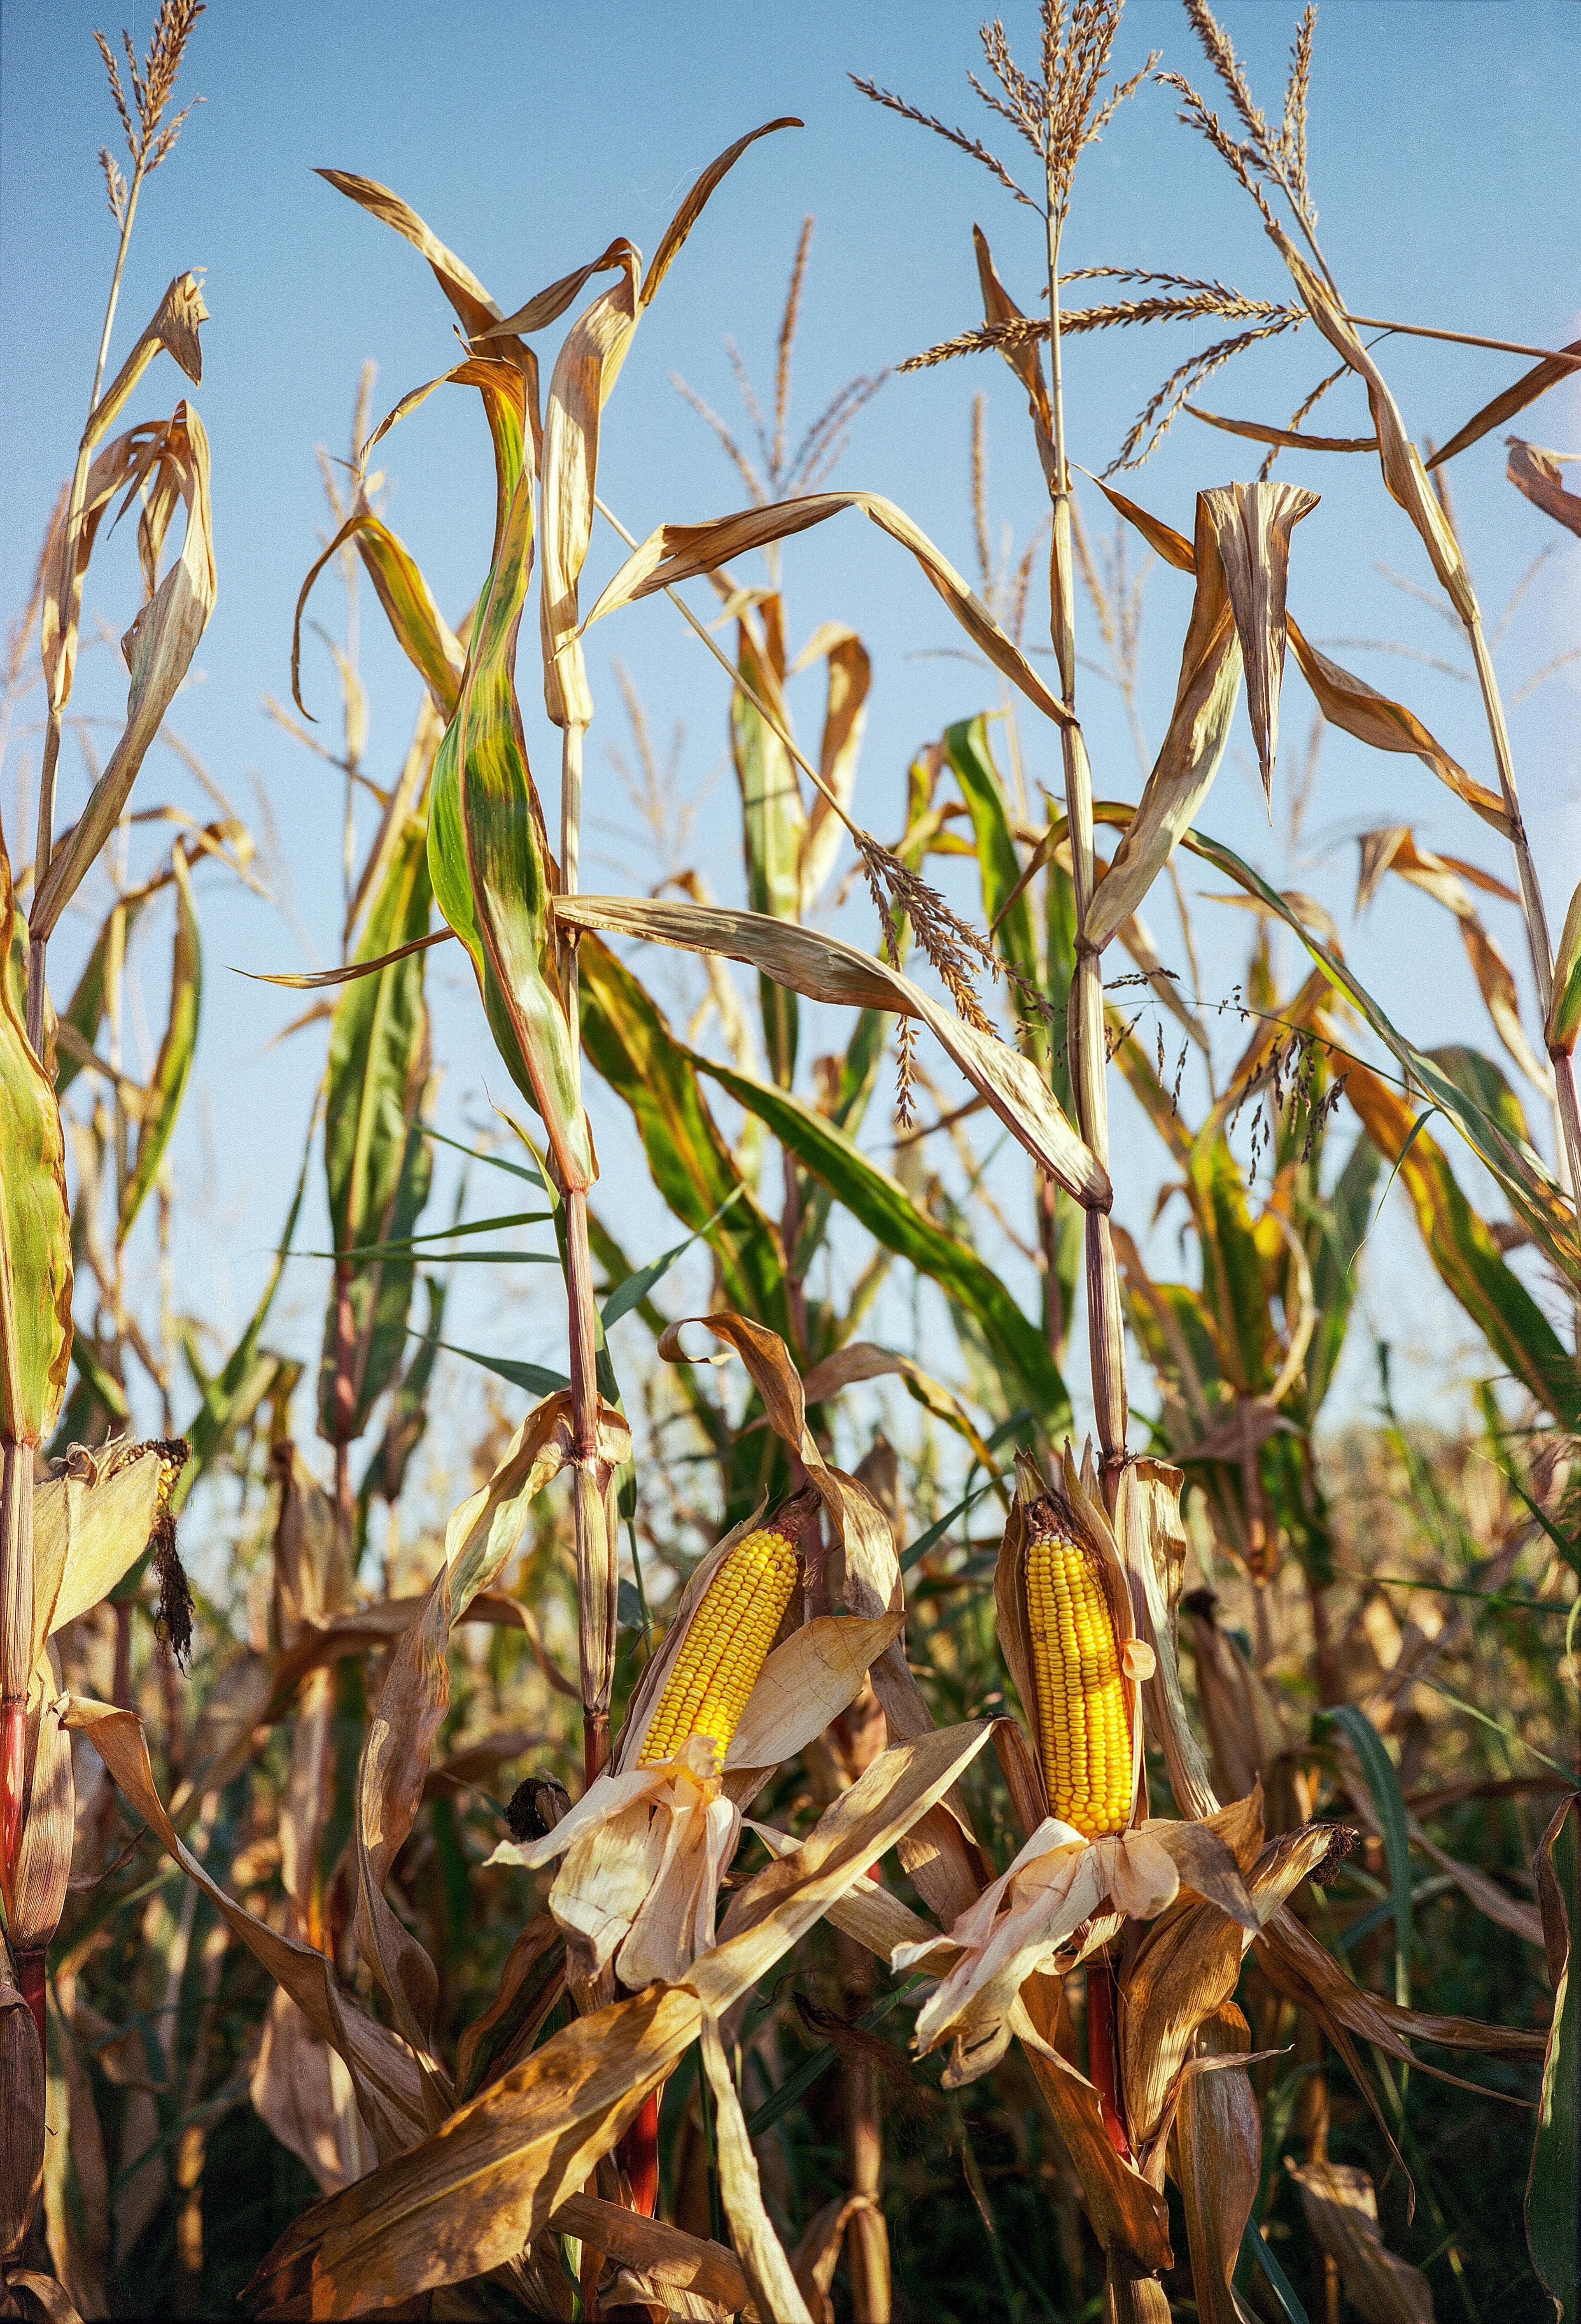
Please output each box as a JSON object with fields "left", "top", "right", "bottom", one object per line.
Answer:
{"left": 1287, "top": 2157, "right": 1434, "bottom": 2324}
{"left": 800, "top": 1339, "right": 1006, "bottom": 1492}
{"left": 1175, "top": 2003, "right": 1260, "bottom": 2324}
{"left": 10, "top": 1685, "right": 72, "bottom": 1952}
{"left": 33, "top": 404, "right": 216, "bottom": 943}
{"left": 551, "top": 2191, "right": 751, "bottom": 2319}
{"left": 1506, "top": 438, "right": 1581, "bottom": 539}
{"left": 1011, "top": 1989, "right": 1174, "bottom": 2270}
{"left": 1123, "top": 1459, "right": 1220, "bottom": 1823}
{"left": 1257, "top": 1905, "right": 1546, "bottom": 2070}
{"left": 1186, "top": 401, "right": 1375, "bottom": 454}
{"left": 583, "top": 489, "right": 1075, "bottom": 731}
{"left": 701, "top": 2011, "right": 813, "bottom": 2322}
{"left": 555, "top": 892, "right": 1109, "bottom": 1206}
{"left": 251, "top": 1989, "right": 374, "bottom": 2196}
{"left": 63, "top": 1698, "right": 432, "bottom": 2161}
{"left": 351, "top": 1568, "right": 453, "bottom": 2119}
{"left": 1091, "top": 475, "right": 1506, "bottom": 834}
{"left": 1085, "top": 496, "right": 1243, "bottom": 950}
{"left": 793, "top": 624, "right": 870, "bottom": 913}
{"left": 1276, "top": 236, "right": 1474, "bottom": 622}
{"left": 1201, "top": 481, "right": 1318, "bottom": 798}
{"left": 1428, "top": 342, "right": 1581, "bottom": 469}
{"left": 1, "top": 1977, "right": 44, "bottom": 2266}
{"left": 82, "top": 271, "right": 206, "bottom": 449}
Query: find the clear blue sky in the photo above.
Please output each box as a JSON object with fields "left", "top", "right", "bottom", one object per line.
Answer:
{"left": 2, "top": 0, "right": 1577, "bottom": 1466}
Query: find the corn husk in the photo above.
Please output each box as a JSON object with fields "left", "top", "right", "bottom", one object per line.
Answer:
{"left": 247, "top": 1723, "right": 990, "bottom": 2318}
{"left": 30, "top": 1439, "right": 168, "bottom": 1663}
{"left": 700, "top": 2010, "right": 812, "bottom": 2323}
{"left": 490, "top": 1606, "right": 903, "bottom": 1986}
{"left": 1201, "top": 481, "right": 1317, "bottom": 800}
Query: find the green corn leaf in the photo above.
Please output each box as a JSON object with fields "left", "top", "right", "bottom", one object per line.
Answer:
{"left": 577, "top": 933, "right": 792, "bottom": 1340}
{"left": 402, "top": 1329, "right": 568, "bottom": 1401}
{"left": 1324, "top": 1703, "right": 1413, "bottom": 2008}
{"left": 732, "top": 610, "right": 804, "bottom": 1087}
{"left": 294, "top": 508, "right": 465, "bottom": 723}
{"left": 120, "top": 850, "right": 202, "bottom": 1243}
{"left": 1187, "top": 1127, "right": 1276, "bottom": 1396}
{"left": 364, "top": 1274, "right": 448, "bottom": 1507}
{"left": 319, "top": 815, "right": 435, "bottom": 1444}
{"left": 412, "top": 1120, "right": 544, "bottom": 1187}
{"left": 693, "top": 1051, "right": 1072, "bottom": 1438}
{"left": 427, "top": 385, "right": 591, "bottom": 1193}
{"left": 945, "top": 715, "right": 1042, "bottom": 1016}
{"left": 601, "top": 1187, "right": 746, "bottom": 1331}
{"left": 1301, "top": 1130, "right": 1381, "bottom": 1419}
{"left": 1547, "top": 879, "right": 1581, "bottom": 1057}
{"left": 0, "top": 834, "right": 72, "bottom": 1448}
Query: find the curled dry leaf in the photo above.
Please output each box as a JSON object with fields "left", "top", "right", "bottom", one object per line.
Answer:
{"left": 550, "top": 2190, "right": 751, "bottom": 2320}
{"left": 554, "top": 892, "right": 1109, "bottom": 1207}
{"left": 63, "top": 1698, "right": 433, "bottom": 2163}
{"left": 1428, "top": 339, "right": 1581, "bottom": 469}
{"left": 1185, "top": 400, "right": 1376, "bottom": 454}
{"left": 293, "top": 505, "right": 465, "bottom": 723}
{"left": 583, "top": 488, "right": 1075, "bottom": 732}
{"left": 443, "top": 1388, "right": 628, "bottom": 1623}
{"left": 1091, "top": 475, "right": 1507, "bottom": 835}
{"left": 1287, "top": 2157, "right": 1435, "bottom": 2324}
{"left": 799, "top": 1339, "right": 1007, "bottom": 1499}
{"left": 33, "top": 404, "right": 217, "bottom": 945}
{"left": 1084, "top": 495, "right": 1243, "bottom": 952}
{"left": 1200, "top": 480, "right": 1318, "bottom": 799}
{"left": 792, "top": 623, "right": 870, "bottom": 913}
{"left": 1506, "top": 438, "right": 1581, "bottom": 540}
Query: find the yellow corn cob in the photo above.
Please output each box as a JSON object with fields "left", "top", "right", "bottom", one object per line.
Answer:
{"left": 1025, "top": 1512, "right": 1131, "bottom": 1837}
{"left": 638, "top": 1524, "right": 799, "bottom": 1765}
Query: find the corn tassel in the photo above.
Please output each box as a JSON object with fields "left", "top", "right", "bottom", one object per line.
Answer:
{"left": 639, "top": 1524, "right": 798, "bottom": 1764}
{"left": 1025, "top": 1508, "right": 1131, "bottom": 1837}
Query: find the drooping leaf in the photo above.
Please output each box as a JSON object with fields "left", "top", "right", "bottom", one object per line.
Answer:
{"left": 32, "top": 405, "right": 217, "bottom": 944}
{"left": 1427, "top": 337, "right": 1581, "bottom": 469}
{"left": 1527, "top": 1794, "right": 1579, "bottom": 2324}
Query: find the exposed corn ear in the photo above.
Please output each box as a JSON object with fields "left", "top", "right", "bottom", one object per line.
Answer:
{"left": 1025, "top": 1498, "right": 1132, "bottom": 1837}
{"left": 639, "top": 1521, "right": 798, "bottom": 1765}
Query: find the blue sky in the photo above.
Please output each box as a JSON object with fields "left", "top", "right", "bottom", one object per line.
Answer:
{"left": 2, "top": 0, "right": 1577, "bottom": 1472}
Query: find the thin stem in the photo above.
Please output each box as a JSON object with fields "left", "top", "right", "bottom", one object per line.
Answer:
{"left": 1345, "top": 314, "right": 1581, "bottom": 371}
{"left": 1044, "top": 175, "right": 1128, "bottom": 1487}
{"left": 559, "top": 717, "right": 611, "bottom": 1783}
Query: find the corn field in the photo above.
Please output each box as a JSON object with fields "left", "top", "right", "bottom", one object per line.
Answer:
{"left": 2, "top": 4, "right": 1578, "bottom": 2321}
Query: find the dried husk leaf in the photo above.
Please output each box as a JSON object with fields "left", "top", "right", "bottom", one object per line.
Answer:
{"left": 724, "top": 1611, "right": 906, "bottom": 1780}
{"left": 1506, "top": 439, "right": 1581, "bottom": 540}
{"left": 1287, "top": 2157, "right": 1434, "bottom": 2324}
{"left": 33, "top": 404, "right": 217, "bottom": 943}
{"left": 1175, "top": 2003, "right": 1260, "bottom": 2324}
{"left": 63, "top": 1697, "right": 431, "bottom": 2161}
{"left": 1186, "top": 401, "right": 1375, "bottom": 455}
{"left": 1200, "top": 481, "right": 1317, "bottom": 798}
{"left": 30, "top": 1439, "right": 165, "bottom": 1656}
{"left": 1257, "top": 1905, "right": 1546, "bottom": 2071}
{"left": 443, "top": 1390, "right": 628, "bottom": 1623}
{"left": 248, "top": 1723, "right": 990, "bottom": 2318}
{"left": 1525, "top": 1793, "right": 1577, "bottom": 2322}
{"left": 10, "top": 1680, "right": 72, "bottom": 1952}
{"left": 583, "top": 489, "right": 1075, "bottom": 731}
{"left": 557, "top": 893, "right": 1108, "bottom": 1206}
{"left": 1181, "top": 1595, "right": 1291, "bottom": 1813}
{"left": 1084, "top": 496, "right": 1243, "bottom": 951}
{"left": 701, "top": 2010, "right": 813, "bottom": 2323}
{"left": 1121, "top": 1458, "right": 1220, "bottom": 1822}
{"left": 1009, "top": 1990, "right": 1174, "bottom": 2271}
